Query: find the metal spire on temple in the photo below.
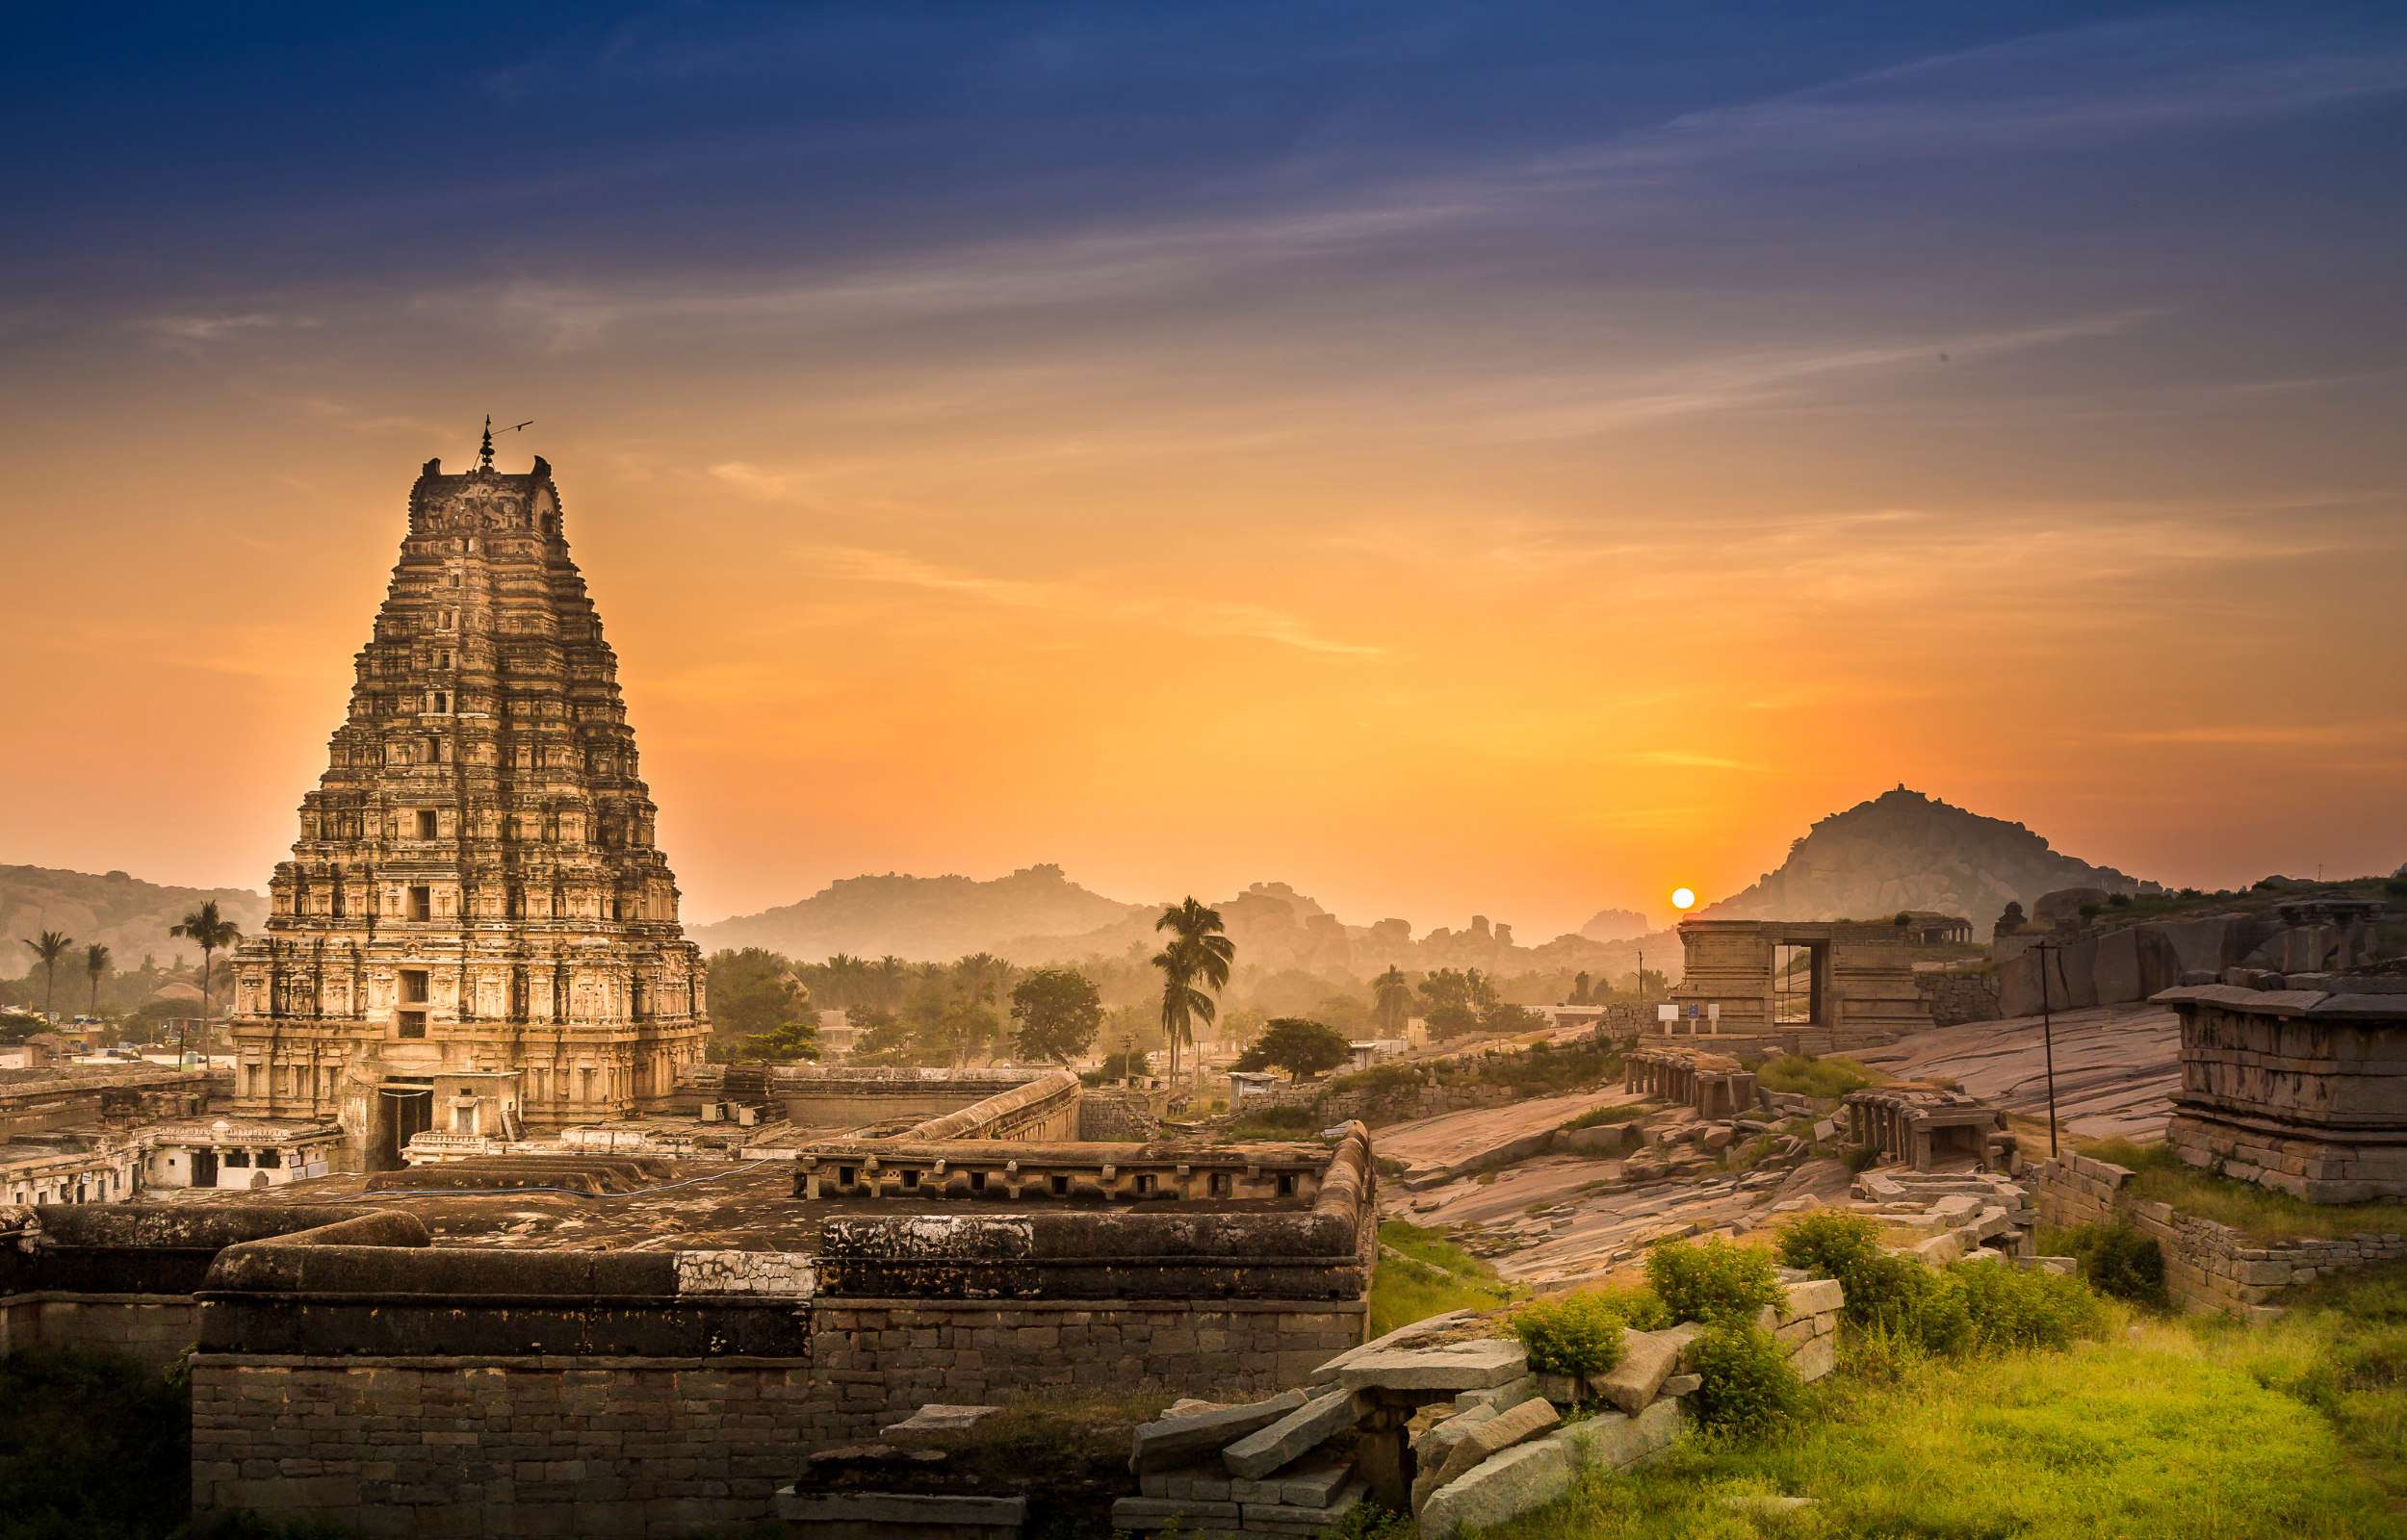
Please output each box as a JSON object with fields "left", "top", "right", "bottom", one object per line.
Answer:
{"left": 479, "top": 415, "right": 495, "bottom": 472}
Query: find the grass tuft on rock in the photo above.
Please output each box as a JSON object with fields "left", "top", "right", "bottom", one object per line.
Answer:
{"left": 1371, "top": 1220, "right": 1514, "bottom": 1336}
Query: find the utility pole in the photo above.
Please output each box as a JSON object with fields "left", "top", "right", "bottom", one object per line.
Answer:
{"left": 2033, "top": 941, "right": 2061, "bottom": 1159}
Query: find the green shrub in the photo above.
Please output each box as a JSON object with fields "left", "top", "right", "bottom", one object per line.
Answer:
{"left": 1685, "top": 1322, "right": 1805, "bottom": 1438}
{"left": 1559, "top": 1104, "right": 1647, "bottom": 1132}
{"left": 1645, "top": 1237, "right": 1783, "bottom": 1325}
{"left": 1510, "top": 1293, "right": 1633, "bottom": 1378}
{"left": 1327, "top": 1063, "right": 1427, "bottom": 1095}
{"left": 0, "top": 1346, "right": 193, "bottom": 1540}
{"left": 2059, "top": 1222, "right": 2171, "bottom": 1308}
{"left": 1775, "top": 1209, "right": 1881, "bottom": 1288}
{"left": 1951, "top": 1261, "right": 2108, "bottom": 1350}
{"left": 1754, "top": 1054, "right": 1876, "bottom": 1098}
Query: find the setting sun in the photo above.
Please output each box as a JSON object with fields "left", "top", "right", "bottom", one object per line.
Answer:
{"left": 1671, "top": 887, "right": 1697, "bottom": 911}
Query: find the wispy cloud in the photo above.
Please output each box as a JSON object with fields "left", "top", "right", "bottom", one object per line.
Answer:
{"left": 797, "top": 545, "right": 1387, "bottom": 659}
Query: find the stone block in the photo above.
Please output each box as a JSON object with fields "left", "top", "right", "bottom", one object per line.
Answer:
{"left": 1453, "top": 1373, "right": 1540, "bottom": 1413}
{"left": 1221, "top": 1388, "right": 1362, "bottom": 1479}
{"left": 1780, "top": 1278, "right": 1845, "bottom": 1318}
{"left": 1307, "top": 1311, "right": 1475, "bottom": 1385}
{"left": 1241, "top": 1476, "right": 1365, "bottom": 1530}
{"left": 1411, "top": 1404, "right": 1496, "bottom": 1463}
{"left": 1417, "top": 1438, "right": 1572, "bottom": 1540}
{"left": 1552, "top": 1398, "right": 1681, "bottom": 1473}
{"left": 879, "top": 1403, "right": 1001, "bottom": 1441}
{"left": 1791, "top": 1335, "right": 1837, "bottom": 1383}
{"left": 1129, "top": 1390, "right": 1305, "bottom": 1474}
{"left": 1334, "top": 1339, "right": 1526, "bottom": 1393}
{"left": 1279, "top": 1455, "right": 1357, "bottom": 1508}
{"left": 1911, "top": 1232, "right": 1963, "bottom": 1267}
{"left": 1416, "top": 1396, "right": 1560, "bottom": 1508}
{"left": 1110, "top": 1496, "right": 1241, "bottom": 1523}
{"left": 1593, "top": 1328, "right": 1677, "bottom": 1415}
{"left": 1660, "top": 1373, "right": 1701, "bottom": 1397}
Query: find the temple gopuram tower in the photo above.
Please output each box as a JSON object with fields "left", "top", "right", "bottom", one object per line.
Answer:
{"left": 228, "top": 433, "right": 710, "bottom": 1168}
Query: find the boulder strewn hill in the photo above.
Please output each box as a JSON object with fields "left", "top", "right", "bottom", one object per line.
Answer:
{"left": 0, "top": 865, "right": 268, "bottom": 981}
{"left": 689, "top": 863, "right": 1147, "bottom": 962}
{"left": 1698, "top": 785, "right": 2158, "bottom": 933}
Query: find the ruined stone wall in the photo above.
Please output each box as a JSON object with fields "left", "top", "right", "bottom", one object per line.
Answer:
{"left": 187, "top": 1296, "right": 1369, "bottom": 1537}
{"left": 1076, "top": 1091, "right": 1164, "bottom": 1141}
{"left": 0, "top": 1294, "right": 196, "bottom": 1375}
{"left": 1916, "top": 971, "right": 2003, "bottom": 1028}
{"left": 2026, "top": 1153, "right": 2407, "bottom": 1318}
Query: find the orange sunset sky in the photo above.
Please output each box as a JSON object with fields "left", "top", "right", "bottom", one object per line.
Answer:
{"left": 4, "top": 5, "right": 2403, "bottom": 939}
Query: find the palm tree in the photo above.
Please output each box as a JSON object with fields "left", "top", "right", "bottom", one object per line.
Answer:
{"left": 22, "top": 931, "right": 73, "bottom": 1021}
{"left": 1152, "top": 898, "right": 1234, "bottom": 1081}
{"left": 1372, "top": 965, "right": 1412, "bottom": 1036}
{"left": 85, "top": 942, "right": 112, "bottom": 1020}
{"left": 170, "top": 901, "right": 244, "bottom": 1061}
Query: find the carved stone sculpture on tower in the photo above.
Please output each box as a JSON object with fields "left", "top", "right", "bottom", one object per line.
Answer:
{"left": 227, "top": 452, "right": 710, "bottom": 1168}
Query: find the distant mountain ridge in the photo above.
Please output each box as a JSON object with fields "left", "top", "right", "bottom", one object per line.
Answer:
{"left": 0, "top": 864, "right": 269, "bottom": 980}
{"left": 692, "top": 864, "right": 1147, "bottom": 962}
{"left": 694, "top": 871, "right": 1671, "bottom": 983}
{"left": 1697, "top": 785, "right": 2157, "bottom": 933}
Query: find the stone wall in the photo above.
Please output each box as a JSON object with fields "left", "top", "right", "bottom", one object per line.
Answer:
{"left": 1916, "top": 971, "right": 2003, "bottom": 1028}
{"left": 187, "top": 1297, "right": 1370, "bottom": 1537}
{"left": 2025, "top": 1153, "right": 2407, "bottom": 1318}
{"left": 0, "top": 1293, "right": 196, "bottom": 1375}
{"left": 1076, "top": 1091, "right": 1164, "bottom": 1142}
{"left": 1311, "top": 1083, "right": 1515, "bottom": 1126}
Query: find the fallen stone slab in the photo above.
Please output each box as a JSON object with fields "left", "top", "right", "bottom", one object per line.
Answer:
{"left": 1275, "top": 1453, "right": 1357, "bottom": 1508}
{"left": 778, "top": 1489, "right": 1027, "bottom": 1530}
{"left": 1335, "top": 1337, "right": 1526, "bottom": 1393}
{"left": 1553, "top": 1397, "right": 1681, "bottom": 1472}
{"left": 1910, "top": 1232, "right": 1963, "bottom": 1267}
{"left": 879, "top": 1403, "right": 1003, "bottom": 1442}
{"left": 1593, "top": 1327, "right": 1678, "bottom": 1414}
{"left": 1129, "top": 1390, "right": 1307, "bottom": 1474}
{"left": 1222, "top": 1387, "right": 1363, "bottom": 1479}
{"left": 1415, "top": 1396, "right": 1562, "bottom": 1512}
{"left": 1453, "top": 1373, "right": 1540, "bottom": 1413}
{"left": 1659, "top": 1321, "right": 1707, "bottom": 1373}
{"left": 1791, "top": 1335, "right": 1837, "bottom": 1383}
{"left": 1418, "top": 1437, "right": 1572, "bottom": 1540}
{"left": 1411, "top": 1403, "right": 1497, "bottom": 1462}
{"left": 1308, "top": 1310, "right": 1475, "bottom": 1385}
{"left": 1660, "top": 1373, "right": 1701, "bottom": 1397}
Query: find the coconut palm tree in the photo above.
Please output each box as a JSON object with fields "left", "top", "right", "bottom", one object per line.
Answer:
{"left": 22, "top": 931, "right": 73, "bottom": 1021}
{"left": 1152, "top": 898, "right": 1234, "bottom": 1080}
{"left": 85, "top": 942, "right": 112, "bottom": 1020}
{"left": 169, "top": 901, "right": 243, "bottom": 1060}
{"left": 1372, "top": 965, "right": 1412, "bottom": 1036}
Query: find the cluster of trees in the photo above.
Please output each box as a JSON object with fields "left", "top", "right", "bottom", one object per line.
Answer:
{"left": 7, "top": 901, "right": 243, "bottom": 1047}
{"left": 705, "top": 947, "right": 1117, "bottom": 1068}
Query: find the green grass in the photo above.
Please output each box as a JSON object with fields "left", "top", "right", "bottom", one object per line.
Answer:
{"left": 1372, "top": 1220, "right": 1515, "bottom": 1337}
{"left": 1754, "top": 1055, "right": 1877, "bottom": 1099}
{"left": 2083, "top": 1136, "right": 2407, "bottom": 1244}
{"left": 1561, "top": 1104, "right": 1648, "bottom": 1132}
{"left": 1483, "top": 1323, "right": 2403, "bottom": 1539}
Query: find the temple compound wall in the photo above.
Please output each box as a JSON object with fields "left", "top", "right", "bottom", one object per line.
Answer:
{"left": 678, "top": 1064, "right": 1063, "bottom": 1132}
{"left": 1667, "top": 919, "right": 1931, "bottom": 1052}
{"left": 1, "top": 1077, "right": 1378, "bottom": 1537}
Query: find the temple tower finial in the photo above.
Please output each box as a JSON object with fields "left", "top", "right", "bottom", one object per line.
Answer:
{"left": 479, "top": 414, "right": 496, "bottom": 472}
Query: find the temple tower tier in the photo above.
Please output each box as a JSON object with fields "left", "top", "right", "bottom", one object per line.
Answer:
{"left": 228, "top": 453, "right": 711, "bottom": 1169}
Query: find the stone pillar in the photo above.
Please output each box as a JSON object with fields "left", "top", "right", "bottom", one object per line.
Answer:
{"left": 1356, "top": 1404, "right": 1415, "bottom": 1512}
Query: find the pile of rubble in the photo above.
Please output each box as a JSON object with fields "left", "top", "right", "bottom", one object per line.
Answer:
{"left": 1109, "top": 1275, "right": 1847, "bottom": 1540}
{"left": 1838, "top": 1167, "right": 2048, "bottom": 1268}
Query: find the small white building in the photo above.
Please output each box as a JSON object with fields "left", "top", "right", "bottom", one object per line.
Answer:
{"left": 1227, "top": 1070, "right": 1283, "bottom": 1110}
{"left": 142, "top": 1117, "right": 343, "bottom": 1191}
{"left": 1346, "top": 1040, "right": 1411, "bottom": 1070}
{"left": 0, "top": 1135, "right": 141, "bottom": 1206}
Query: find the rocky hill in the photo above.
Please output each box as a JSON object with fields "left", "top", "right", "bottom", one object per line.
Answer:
{"left": 699, "top": 869, "right": 1678, "bottom": 984}
{"left": 689, "top": 863, "right": 1147, "bottom": 962}
{"left": 1697, "top": 785, "right": 2158, "bottom": 933}
{"left": 0, "top": 865, "right": 268, "bottom": 981}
